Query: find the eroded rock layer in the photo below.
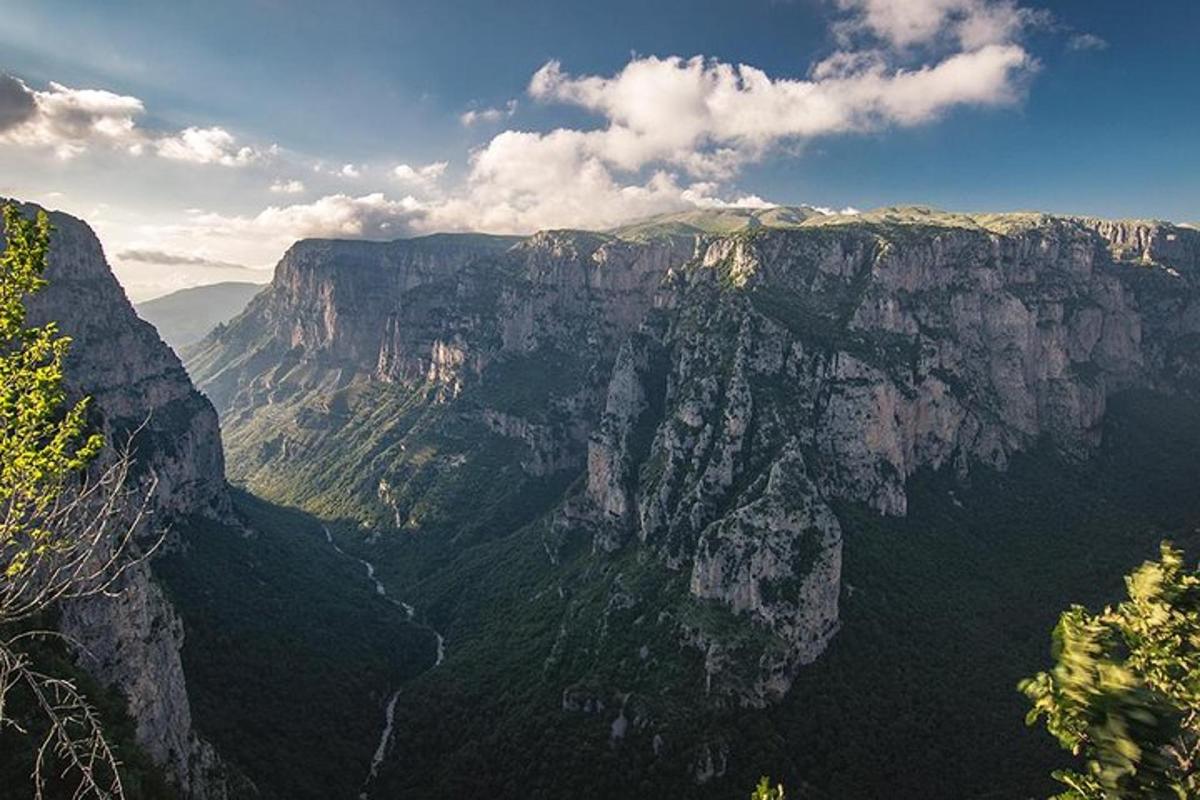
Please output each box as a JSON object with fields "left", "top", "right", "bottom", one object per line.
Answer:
{"left": 190, "top": 209, "right": 1200, "bottom": 706}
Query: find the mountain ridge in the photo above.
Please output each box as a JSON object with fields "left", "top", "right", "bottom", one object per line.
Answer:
{"left": 187, "top": 207, "right": 1200, "bottom": 709}
{"left": 136, "top": 281, "right": 264, "bottom": 351}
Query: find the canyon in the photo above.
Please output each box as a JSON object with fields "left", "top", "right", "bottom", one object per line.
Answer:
{"left": 8, "top": 201, "right": 1200, "bottom": 799}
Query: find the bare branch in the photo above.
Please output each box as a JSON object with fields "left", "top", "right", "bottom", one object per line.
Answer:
{"left": 1, "top": 423, "right": 165, "bottom": 800}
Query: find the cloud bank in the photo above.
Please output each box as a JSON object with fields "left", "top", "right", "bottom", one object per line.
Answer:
{"left": 384, "top": 0, "right": 1043, "bottom": 233}
{"left": 116, "top": 248, "right": 252, "bottom": 271}
{"left": 3, "top": 0, "right": 1059, "bottom": 298}
{"left": 0, "top": 73, "right": 271, "bottom": 164}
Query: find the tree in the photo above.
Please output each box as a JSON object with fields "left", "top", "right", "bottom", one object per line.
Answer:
{"left": 751, "top": 776, "right": 785, "bottom": 800}
{"left": 0, "top": 203, "right": 153, "bottom": 799}
{"left": 1020, "top": 542, "right": 1200, "bottom": 799}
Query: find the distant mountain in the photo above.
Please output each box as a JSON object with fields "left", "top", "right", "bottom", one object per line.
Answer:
{"left": 136, "top": 281, "right": 264, "bottom": 351}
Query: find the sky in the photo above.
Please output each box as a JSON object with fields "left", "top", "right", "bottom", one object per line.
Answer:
{"left": 0, "top": 0, "right": 1197, "bottom": 301}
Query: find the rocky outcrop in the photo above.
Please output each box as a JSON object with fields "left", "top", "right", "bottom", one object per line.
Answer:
{"left": 186, "top": 227, "right": 697, "bottom": 526}
{"left": 579, "top": 213, "right": 1200, "bottom": 703}
{"left": 9, "top": 201, "right": 235, "bottom": 797}
{"left": 189, "top": 230, "right": 695, "bottom": 418}
{"left": 186, "top": 208, "right": 1200, "bottom": 709}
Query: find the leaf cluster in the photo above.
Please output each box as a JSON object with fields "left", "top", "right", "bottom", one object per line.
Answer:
{"left": 0, "top": 205, "right": 103, "bottom": 577}
{"left": 1021, "top": 542, "right": 1200, "bottom": 798}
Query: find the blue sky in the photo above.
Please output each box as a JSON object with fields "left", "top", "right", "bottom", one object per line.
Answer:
{"left": 0, "top": 0, "right": 1196, "bottom": 299}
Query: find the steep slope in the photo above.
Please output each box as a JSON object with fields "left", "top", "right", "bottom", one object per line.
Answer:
{"left": 573, "top": 212, "right": 1200, "bottom": 702}
{"left": 10, "top": 202, "right": 439, "bottom": 800}
{"left": 187, "top": 230, "right": 693, "bottom": 522}
{"left": 7, "top": 201, "right": 233, "bottom": 797}
{"left": 187, "top": 210, "right": 1200, "bottom": 795}
{"left": 136, "top": 281, "right": 264, "bottom": 351}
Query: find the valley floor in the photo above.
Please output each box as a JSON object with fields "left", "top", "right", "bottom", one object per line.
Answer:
{"left": 158, "top": 391, "right": 1200, "bottom": 799}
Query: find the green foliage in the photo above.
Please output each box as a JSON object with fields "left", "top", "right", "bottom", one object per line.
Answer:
{"left": 752, "top": 391, "right": 1200, "bottom": 800}
{"left": 0, "top": 204, "right": 103, "bottom": 577}
{"left": 170, "top": 384, "right": 1200, "bottom": 798}
{"left": 0, "top": 203, "right": 168, "bottom": 798}
{"left": 1020, "top": 543, "right": 1200, "bottom": 799}
{"left": 153, "top": 491, "right": 437, "bottom": 800}
{"left": 751, "top": 776, "right": 784, "bottom": 800}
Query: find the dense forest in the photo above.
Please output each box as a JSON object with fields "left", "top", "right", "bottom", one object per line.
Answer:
{"left": 147, "top": 390, "right": 1200, "bottom": 799}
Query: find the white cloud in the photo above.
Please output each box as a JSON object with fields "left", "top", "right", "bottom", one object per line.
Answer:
{"left": 157, "top": 193, "right": 426, "bottom": 259}
{"left": 424, "top": 0, "right": 1039, "bottom": 232}
{"left": 392, "top": 161, "right": 448, "bottom": 190}
{"left": 460, "top": 99, "right": 518, "bottom": 126}
{"left": 1067, "top": 32, "right": 1108, "bottom": 52}
{"left": 157, "top": 126, "right": 269, "bottom": 166}
{"left": 96, "top": 192, "right": 429, "bottom": 299}
{"left": 269, "top": 178, "right": 306, "bottom": 194}
{"left": 0, "top": 77, "right": 144, "bottom": 158}
{"left": 680, "top": 186, "right": 778, "bottom": 209}
{"left": 339, "top": 163, "right": 362, "bottom": 178}
{"left": 526, "top": 46, "right": 1033, "bottom": 179}
{"left": 0, "top": 74, "right": 271, "bottom": 165}
{"left": 832, "top": 0, "right": 1047, "bottom": 50}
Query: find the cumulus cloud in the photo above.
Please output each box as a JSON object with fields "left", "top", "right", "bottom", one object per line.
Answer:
{"left": 173, "top": 193, "right": 427, "bottom": 253}
{"left": 157, "top": 126, "right": 269, "bottom": 166}
{"left": 0, "top": 77, "right": 145, "bottom": 158}
{"left": 392, "top": 161, "right": 448, "bottom": 190}
{"left": 0, "top": 75, "right": 270, "bottom": 164}
{"left": 339, "top": 163, "right": 362, "bottom": 178}
{"left": 679, "top": 186, "right": 778, "bottom": 210}
{"left": 526, "top": 47, "right": 1033, "bottom": 177}
{"left": 107, "top": 193, "right": 429, "bottom": 298}
{"left": 0, "top": 74, "right": 37, "bottom": 132}
{"left": 832, "top": 0, "right": 1048, "bottom": 50}
{"left": 410, "top": 0, "right": 1042, "bottom": 232}
{"left": 460, "top": 99, "right": 518, "bottom": 126}
{"left": 116, "top": 248, "right": 252, "bottom": 271}
{"left": 270, "top": 178, "right": 306, "bottom": 194}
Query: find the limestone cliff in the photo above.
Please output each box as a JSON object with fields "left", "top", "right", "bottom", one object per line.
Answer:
{"left": 9, "top": 201, "right": 235, "bottom": 798}
{"left": 188, "top": 208, "right": 1200, "bottom": 709}
{"left": 574, "top": 211, "right": 1200, "bottom": 702}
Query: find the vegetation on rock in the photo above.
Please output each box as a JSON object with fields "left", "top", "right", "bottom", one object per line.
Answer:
{"left": 0, "top": 203, "right": 152, "bottom": 798}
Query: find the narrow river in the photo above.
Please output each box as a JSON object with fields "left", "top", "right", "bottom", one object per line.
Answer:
{"left": 321, "top": 526, "right": 444, "bottom": 799}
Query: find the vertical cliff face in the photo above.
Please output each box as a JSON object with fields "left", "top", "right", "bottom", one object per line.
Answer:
{"left": 187, "top": 209, "right": 1200, "bottom": 714}
{"left": 186, "top": 234, "right": 520, "bottom": 413}
{"left": 9, "top": 202, "right": 233, "bottom": 798}
{"left": 186, "top": 228, "right": 696, "bottom": 523}
{"left": 577, "top": 213, "right": 1200, "bottom": 703}
{"left": 189, "top": 230, "right": 696, "bottom": 416}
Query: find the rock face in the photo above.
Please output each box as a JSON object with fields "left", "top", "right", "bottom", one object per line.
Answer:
{"left": 579, "top": 213, "right": 1200, "bottom": 701}
{"left": 189, "top": 209, "right": 1200, "bottom": 707}
{"left": 9, "top": 202, "right": 233, "bottom": 798}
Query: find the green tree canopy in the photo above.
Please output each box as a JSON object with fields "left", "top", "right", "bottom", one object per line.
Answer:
{"left": 1, "top": 202, "right": 131, "bottom": 798}
{"left": 0, "top": 204, "right": 103, "bottom": 577}
{"left": 1021, "top": 542, "right": 1200, "bottom": 798}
